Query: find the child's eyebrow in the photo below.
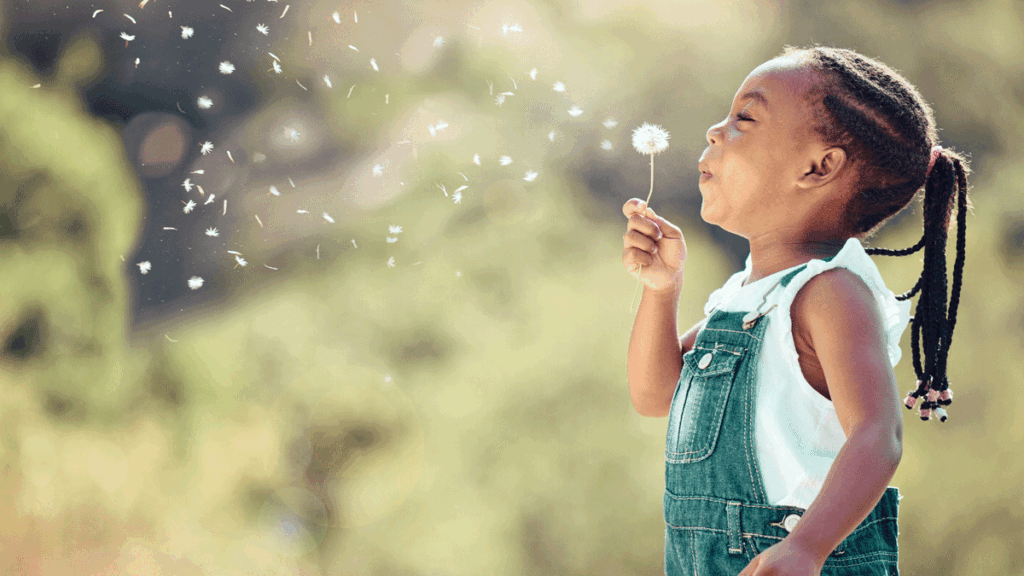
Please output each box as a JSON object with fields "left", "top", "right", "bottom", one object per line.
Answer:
{"left": 739, "top": 90, "right": 770, "bottom": 109}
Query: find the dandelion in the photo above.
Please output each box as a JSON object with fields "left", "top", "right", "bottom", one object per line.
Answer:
{"left": 219, "top": 61, "right": 235, "bottom": 74}
{"left": 601, "top": 139, "right": 613, "bottom": 150}
{"left": 524, "top": 170, "right": 538, "bottom": 182}
{"left": 181, "top": 26, "right": 194, "bottom": 39}
{"left": 553, "top": 81, "right": 565, "bottom": 92}
{"left": 138, "top": 261, "right": 152, "bottom": 274}
{"left": 188, "top": 276, "right": 204, "bottom": 290}
{"left": 603, "top": 118, "right": 618, "bottom": 129}
{"left": 182, "top": 178, "right": 194, "bottom": 192}
{"left": 206, "top": 227, "right": 219, "bottom": 237}
{"left": 568, "top": 105, "right": 583, "bottom": 117}
{"left": 256, "top": 23, "right": 269, "bottom": 35}
{"left": 433, "top": 36, "right": 444, "bottom": 48}
{"left": 183, "top": 199, "right": 196, "bottom": 214}
{"left": 200, "top": 141, "right": 214, "bottom": 155}
{"left": 629, "top": 122, "right": 671, "bottom": 313}
{"left": 499, "top": 156, "right": 512, "bottom": 166}
{"left": 197, "top": 95, "right": 213, "bottom": 109}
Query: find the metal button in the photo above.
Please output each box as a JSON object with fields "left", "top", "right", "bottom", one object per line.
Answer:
{"left": 783, "top": 514, "right": 801, "bottom": 532}
{"left": 698, "top": 352, "right": 713, "bottom": 370}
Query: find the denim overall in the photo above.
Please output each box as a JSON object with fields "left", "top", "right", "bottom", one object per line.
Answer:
{"left": 664, "top": 264, "right": 901, "bottom": 576}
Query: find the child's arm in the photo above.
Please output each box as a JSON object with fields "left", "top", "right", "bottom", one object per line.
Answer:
{"left": 784, "top": 268, "right": 904, "bottom": 562}
{"left": 626, "top": 286, "right": 684, "bottom": 417}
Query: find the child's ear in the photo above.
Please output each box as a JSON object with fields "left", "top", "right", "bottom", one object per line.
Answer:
{"left": 796, "top": 146, "right": 847, "bottom": 190}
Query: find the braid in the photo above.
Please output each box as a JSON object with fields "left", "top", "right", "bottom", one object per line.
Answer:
{"left": 781, "top": 44, "right": 975, "bottom": 424}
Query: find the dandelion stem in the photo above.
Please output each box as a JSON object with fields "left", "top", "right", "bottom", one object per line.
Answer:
{"left": 630, "top": 153, "right": 656, "bottom": 314}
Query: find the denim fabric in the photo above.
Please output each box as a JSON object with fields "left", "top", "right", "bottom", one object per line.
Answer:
{"left": 664, "top": 266, "right": 900, "bottom": 576}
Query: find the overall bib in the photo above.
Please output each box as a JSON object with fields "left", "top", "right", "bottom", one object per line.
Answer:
{"left": 664, "top": 265, "right": 901, "bottom": 576}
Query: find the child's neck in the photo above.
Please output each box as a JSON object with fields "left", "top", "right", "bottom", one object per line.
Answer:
{"left": 743, "top": 238, "right": 849, "bottom": 287}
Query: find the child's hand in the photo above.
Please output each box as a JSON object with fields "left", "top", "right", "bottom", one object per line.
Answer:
{"left": 621, "top": 198, "right": 686, "bottom": 294}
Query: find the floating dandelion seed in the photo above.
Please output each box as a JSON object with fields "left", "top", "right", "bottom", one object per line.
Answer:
{"left": 219, "top": 61, "right": 235, "bottom": 74}
{"left": 182, "top": 178, "right": 193, "bottom": 192}
{"left": 348, "top": 45, "right": 359, "bottom": 52}
{"left": 297, "top": 209, "right": 308, "bottom": 214}
{"left": 601, "top": 139, "right": 613, "bottom": 150}
{"left": 386, "top": 236, "right": 397, "bottom": 244}
{"left": 92, "top": 9, "right": 103, "bottom": 18}
{"left": 332, "top": 11, "right": 341, "bottom": 24}
{"left": 323, "top": 212, "right": 335, "bottom": 223}
{"left": 389, "top": 224, "right": 403, "bottom": 234}
{"left": 434, "top": 36, "right": 445, "bottom": 48}
{"left": 188, "top": 276, "right": 204, "bottom": 290}
{"left": 387, "top": 257, "right": 395, "bottom": 268}
{"left": 452, "top": 191, "right": 463, "bottom": 204}
{"left": 603, "top": 118, "right": 618, "bottom": 129}
{"left": 548, "top": 130, "right": 556, "bottom": 142}
{"left": 252, "top": 152, "right": 266, "bottom": 163}
{"left": 204, "top": 194, "right": 215, "bottom": 205}
{"left": 200, "top": 141, "right": 214, "bottom": 155}
{"left": 183, "top": 200, "right": 196, "bottom": 214}
{"left": 268, "top": 185, "right": 280, "bottom": 196}
{"left": 473, "top": 154, "right": 481, "bottom": 165}
{"left": 530, "top": 68, "right": 538, "bottom": 80}
{"left": 205, "top": 227, "right": 219, "bottom": 237}
{"left": 256, "top": 23, "right": 269, "bottom": 35}
{"left": 285, "top": 127, "right": 300, "bottom": 142}
{"left": 234, "top": 255, "right": 247, "bottom": 267}
{"left": 552, "top": 81, "right": 565, "bottom": 92}
{"left": 181, "top": 26, "right": 194, "bottom": 39}
{"left": 453, "top": 185, "right": 468, "bottom": 195}
{"left": 120, "top": 32, "right": 135, "bottom": 47}
{"left": 499, "top": 156, "right": 512, "bottom": 166}
{"left": 495, "top": 94, "right": 506, "bottom": 106}
{"left": 271, "top": 60, "right": 282, "bottom": 74}
{"left": 629, "top": 122, "right": 671, "bottom": 313}
{"left": 197, "top": 95, "right": 213, "bottom": 109}
{"left": 372, "top": 164, "right": 384, "bottom": 177}
{"left": 323, "top": 75, "right": 332, "bottom": 88}
{"left": 568, "top": 105, "right": 583, "bottom": 117}
{"left": 137, "top": 261, "right": 152, "bottom": 274}
{"left": 524, "top": 170, "right": 538, "bottom": 182}
{"left": 370, "top": 58, "right": 379, "bottom": 71}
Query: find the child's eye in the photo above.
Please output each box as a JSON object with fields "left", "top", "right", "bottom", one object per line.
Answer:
{"left": 736, "top": 113, "right": 754, "bottom": 122}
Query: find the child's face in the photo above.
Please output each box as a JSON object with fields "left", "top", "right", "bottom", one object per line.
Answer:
{"left": 698, "top": 55, "right": 846, "bottom": 239}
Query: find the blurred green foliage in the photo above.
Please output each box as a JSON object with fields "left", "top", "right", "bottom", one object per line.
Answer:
{"left": 2, "top": 0, "right": 1024, "bottom": 575}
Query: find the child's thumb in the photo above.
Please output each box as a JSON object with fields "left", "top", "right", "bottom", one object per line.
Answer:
{"left": 644, "top": 207, "right": 681, "bottom": 238}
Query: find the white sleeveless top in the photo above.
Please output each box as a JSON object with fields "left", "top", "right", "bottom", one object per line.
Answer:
{"left": 701, "top": 237, "right": 912, "bottom": 508}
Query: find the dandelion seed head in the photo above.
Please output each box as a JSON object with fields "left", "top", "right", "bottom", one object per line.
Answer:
{"left": 632, "top": 122, "right": 671, "bottom": 155}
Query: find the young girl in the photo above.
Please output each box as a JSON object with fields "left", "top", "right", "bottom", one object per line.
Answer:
{"left": 623, "top": 45, "right": 972, "bottom": 576}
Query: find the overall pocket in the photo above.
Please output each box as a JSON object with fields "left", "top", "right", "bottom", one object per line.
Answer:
{"left": 665, "top": 346, "right": 744, "bottom": 464}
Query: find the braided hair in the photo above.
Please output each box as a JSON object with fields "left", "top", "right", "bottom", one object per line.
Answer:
{"left": 780, "top": 44, "right": 974, "bottom": 424}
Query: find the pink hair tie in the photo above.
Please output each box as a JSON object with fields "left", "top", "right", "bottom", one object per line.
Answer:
{"left": 926, "top": 145, "right": 943, "bottom": 177}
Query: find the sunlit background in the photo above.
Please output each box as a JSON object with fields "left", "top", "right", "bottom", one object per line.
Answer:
{"left": 0, "top": 0, "right": 1022, "bottom": 574}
